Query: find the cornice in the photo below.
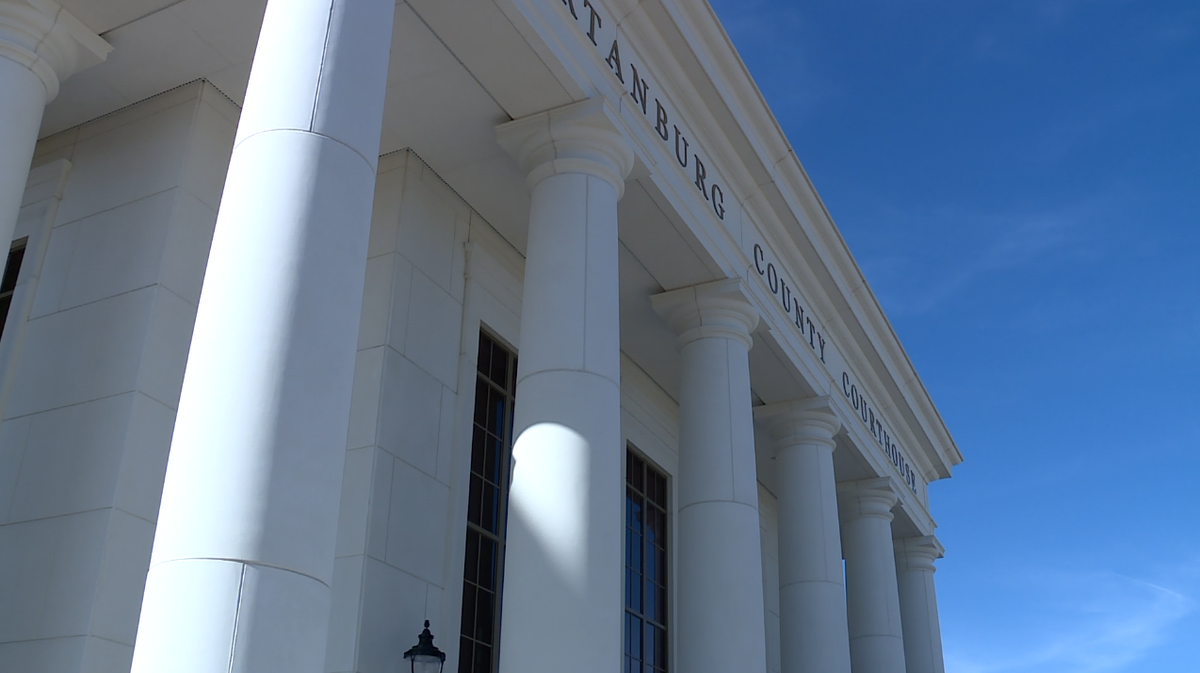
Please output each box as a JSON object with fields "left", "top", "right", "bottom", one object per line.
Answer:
{"left": 651, "top": 0, "right": 963, "bottom": 477}
{"left": 500, "top": 0, "right": 961, "bottom": 483}
{"left": 563, "top": 0, "right": 961, "bottom": 485}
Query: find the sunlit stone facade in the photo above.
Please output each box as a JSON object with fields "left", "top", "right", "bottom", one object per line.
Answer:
{"left": 0, "top": 1, "right": 962, "bottom": 672}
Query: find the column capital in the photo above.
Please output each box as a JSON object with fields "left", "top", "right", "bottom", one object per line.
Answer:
{"left": 894, "top": 535, "right": 944, "bottom": 573}
{"left": 837, "top": 477, "right": 898, "bottom": 522}
{"left": 0, "top": 0, "right": 110, "bottom": 101}
{"left": 496, "top": 97, "right": 635, "bottom": 199}
{"left": 755, "top": 396, "right": 841, "bottom": 453}
{"left": 652, "top": 278, "right": 760, "bottom": 350}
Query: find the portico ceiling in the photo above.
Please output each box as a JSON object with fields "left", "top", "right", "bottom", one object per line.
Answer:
{"left": 41, "top": 0, "right": 739, "bottom": 388}
{"left": 43, "top": 0, "right": 699, "bottom": 264}
{"left": 44, "top": 1, "right": 522, "bottom": 246}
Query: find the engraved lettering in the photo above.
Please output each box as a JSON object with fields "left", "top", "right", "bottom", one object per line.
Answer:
{"left": 583, "top": 0, "right": 601, "bottom": 44}
{"left": 630, "top": 64, "right": 649, "bottom": 114}
{"left": 673, "top": 126, "right": 689, "bottom": 168}
{"left": 606, "top": 40, "right": 624, "bottom": 82}
{"left": 694, "top": 156, "right": 708, "bottom": 199}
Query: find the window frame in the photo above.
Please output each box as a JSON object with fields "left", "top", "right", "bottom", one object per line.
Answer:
{"left": 624, "top": 446, "right": 670, "bottom": 673}
{"left": 458, "top": 329, "right": 518, "bottom": 673}
{"left": 0, "top": 238, "right": 29, "bottom": 340}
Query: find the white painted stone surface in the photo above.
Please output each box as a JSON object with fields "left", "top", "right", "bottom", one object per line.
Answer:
{"left": 653, "top": 278, "right": 769, "bottom": 673}
{"left": 0, "top": 81, "right": 235, "bottom": 673}
{"left": 758, "top": 484, "right": 782, "bottom": 673}
{"left": 326, "top": 149, "right": 477, "bottom": 673}
{"left": 0, "top": 0, "right": 109, "bottom": 272}
{"left": 756, "top": 398, "right": 854, "bottom": 673}
{"left": 0, "top": 159, "right": 69, "bottom": 421}
{"left": 895, "top": 536, "right": 946, "bottom": 673}
{"left": 130, "top": 0, "right": 395, "bottom": 670}
{"left": 840, "top": 479, "right": 908, "bottom": 673}
{"left": 0, "top": 2, "right": 961, "bottom": 672}
{"left": 494, "top": 99, "right": 634, "bottom": 673}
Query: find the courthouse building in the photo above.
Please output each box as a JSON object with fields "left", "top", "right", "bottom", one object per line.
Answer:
{"left": 0, "top": 0, "right": 963, "bottom": 672}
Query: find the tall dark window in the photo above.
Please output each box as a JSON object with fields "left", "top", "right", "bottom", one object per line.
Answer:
{"left": 625, "top": 448, "right": 669, "bottom": 673}
{"left": 459, "top": 331, "right": 517, "bottom": 673}
{"left": 0, "top": 240, "right": 27, "bottom": 339}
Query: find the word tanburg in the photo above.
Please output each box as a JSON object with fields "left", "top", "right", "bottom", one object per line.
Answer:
{"left": 563, "top": 0, "right": 730, "bottom": 222}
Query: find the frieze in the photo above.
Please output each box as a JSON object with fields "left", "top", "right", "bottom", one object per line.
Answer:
{"left": 561, "top": 0, "right": 730, "bottom": 222}
{"left": 751, "top": 239, "right": 919, "bottom": 493}
{"left": 560, "top": 0, "right": 920, "bottom": 494}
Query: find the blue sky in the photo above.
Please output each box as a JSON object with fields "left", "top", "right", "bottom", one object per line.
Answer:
{"left": 708, "top": 1, "right": 1200, "bottom": 671}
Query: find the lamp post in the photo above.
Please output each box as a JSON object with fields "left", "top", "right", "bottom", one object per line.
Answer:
{"left": 403, "top": 620, "right": 446, "bottom": 673}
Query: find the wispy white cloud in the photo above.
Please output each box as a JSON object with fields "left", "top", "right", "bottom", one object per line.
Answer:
{"left": 945, "top": 567, "right": 1198, "bottom": 673}
{"left": 853, "top": 196, "right": 1111, "bottom": 318}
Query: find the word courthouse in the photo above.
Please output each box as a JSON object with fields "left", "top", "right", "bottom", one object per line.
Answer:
{"left": 0, "top": 1, "right": 963, "bottom": 673}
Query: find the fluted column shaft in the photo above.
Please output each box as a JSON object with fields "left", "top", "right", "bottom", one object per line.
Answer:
{"left": 756, "top": 398, "right": 852, "bottom": 673}
{"left": 131, "top": 1, "right": 395, "bottom": 671}
{"left": 495, "top": 98, "right": 635, "bottom": 673}
{"left": 840, "top": 479, "right": 907, "bottom": 673}
{"left": 895, "top": 536, "right": 946, "bottom": 673}
{"left": 0, "top": 0, "right": 108, "bottom": 262}
{"left": 653, "top": 279, "right": 767, "bottom": 673}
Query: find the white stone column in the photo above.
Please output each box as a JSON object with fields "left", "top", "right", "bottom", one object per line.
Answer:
{"left": 130, "top": 1, "right": 394, "bottom": 671}
{"left": 839, "top": 478, "right": 907, "bottom": 673}
{"left": 0, "top": 0, "right": 108, "bottom": 256}
{"left": 755, "top": 398, "right": 853, "bottom": 673}
{"left": 895, "top": 536, "right": 946, "bottom": 673}
{"left": 653, "top": 278, "right": 768, "bottom": 673}
{"left": 494, "top": 99, "right": 634, "bottom": 673}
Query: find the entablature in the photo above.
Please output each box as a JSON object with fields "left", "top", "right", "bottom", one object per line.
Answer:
{"left": 504, "top": 0, "right": 962, "bottom": 490}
